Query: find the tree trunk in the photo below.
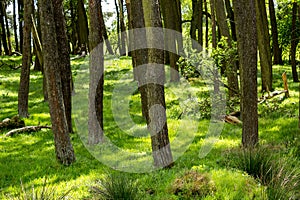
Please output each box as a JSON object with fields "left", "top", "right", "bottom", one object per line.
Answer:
{"left": 52, "top": 0, "right": 73, "bottom": 133}
{"left": 13, "top": 0, "right": 19, "bottom": 52}
{"left": 210, "top": 0, "right": 217, "bottom": 48}
{"left": 291, "top": 2, "right": 299, "bottom": 83}
{"left": 126, "top": 0, "right": 135, "bottom": 59}
{"left": 4, "top": 4, "right": 12, "bottom": 55}
{"left": 204, "top": 0, "right": 209, "bottom": 48}
{"left": 18, "top": 0, "right": 33, "bottom": 118}
{"left": 0, "top": 2, "right": 9, "bottom": 55}
{"left": 142, "top": 0, "right": 173, "bottom": 168}
{"left": 255, "top": 0, "right": 273, "bottom": 91}
{"left": 161, "top": 0, "right": 182, "bottom": 82}
{"left": 215, "top": 0, "right": 239, "bottom": 98}
{"left": 40, "top": 0, "right": 75, "bottom": 165}
{"left": 18, "top": 0, "right": 24, "bottom": 54}
{"left": 114, "top": 0, "right": 121, "bottom": 55}
{"left": 88, "top": 0, "right": 104, "bottom": 144}
{"left": 191, "top": 0, "right": 200, "bottom": 50}
{"left": 118, "top": 0, "right": 127, "bottom": 56}
{"left": 224, "top": 0, "right": 237, "bottom": 41}
{"left": 269, "top": 0, "right": 283, "bottom": 65}
{"left": 233, "top": 0, "right": 258, "bottom": 147}
{"left": 77, "top": 0, "right": 89, "bottom": 53}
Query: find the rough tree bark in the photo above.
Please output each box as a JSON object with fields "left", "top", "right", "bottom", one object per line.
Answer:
{"left": 40, "top": 0, "right": 75, "bottom": 165}
{"left": 210, "top": 0, "right": 217, "bottom": 48}
{"left": 142, "top": 0, "right": 173, "bottom": 168}
{"left": 88, "top": 0, "right": 104, "bottom": 144}
{"left": 233, "top": 0, "right": 258, "bottom": 147}
{"left": 290, "top": 2, "right": 299, "bottom": 82}
{"left": 255, "top": 0, "right": 273, "bottom": 91}
{"left": 269, "top": 0, "right": 283, "bottom": 65}
{"left": 18, "top": 0, "right": 33, "bottom": 118}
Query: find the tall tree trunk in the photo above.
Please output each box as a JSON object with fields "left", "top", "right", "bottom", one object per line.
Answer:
{"left": 70, "top": 0, "right": 77, "bottom": 54}
{"left": 215, "top": 0, "right": 239, "bottom": 98}
{"left": 13, "top": 0, "right": 19, "bottom": 52}
{"left": 233, "top": 0, "right": 258, "bottom": 147}
{"left": 0, "top": 2, "right": 9, "bottom": 55}
{"left": 77, "top": 0, "right": 89, "bottom": 53}
{"left": 114, "top": 0, "right": 121, "bottom": 55}
{"left": 18, "top": 0, "right": 24, "bottom": 54}
{"left": 291, "top": 2, "right": 299, "bottom": 83}
{"left": 4, "top": 4, "right": 12, "bottom": 55}
{"left": 191, "top": 0, "right": 200, "bottom": 50}
{"left": 88, "top": 0, "right": 104, "bottom": 144}
{"left": 224, "top": 0, "right": 237, "bottom": 41}
{"left": 204, "top": 0, "right": 209, "bottom": 48}
{"left": 210, "top": 0, "right": 217, "bottom": 48}
{"left": 269, "top": 0, "right": 283, "bottom": 65}
{"left": 161, "top": 0, "right": 182, "bottom": 82}
{"left": 198, "top": 0, "right": 203, "bottom": 48}
{"left": 98, "top": 3, "right": 114, "bottom": 55}
{"left": 40, "top": 0, "right": 75, "bottom": 165}
{"left": 142, "top": 0, "right": 173, "bottom": 168}
{"left": 255, "top": 0, "right": 273, "bottom": 91}
{"left": 52, "top": 0, "right": 73, "bottom": 133}
{"left": 126, "top": 0, "right": 134, "bottom": 58}
{"left": 118, "top": 0, "right": 127, "bottom": 56}
{"left": 18, "top": 0, "right": 33, "bottom": 118}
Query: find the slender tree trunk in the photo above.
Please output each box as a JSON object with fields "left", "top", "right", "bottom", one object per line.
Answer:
{"left": 126, "top": 0, "right": 134, "bottom": 57}
{"left": 224, "top": 0, "right": 236, "bottom": 41}
{"left": 269, "top": 0, "right": 283, "bottom": 65}
{"left": 233, "top": 0, "right": 258, "bottom": 147}
{"left": 88, "top": 0, "right": 104, "bottom": 144}
{"left": 291, "top": 2, "right": 299, "bottom": 83}
{"left": 118, "top": 0, "right": 127, "bottom": 56}
{"left": 4, "top": 4, "right": 12, "bottom": 55}
{"left": 18, "top": 0, "right": 24, "bottom": 54}
{"left": 0, "top": 2, "right": 9, "bottom": 55}
{"left": 114, "top": 0, "right": 121, "bottom": 55}
{"left": 142, "top": 0, "right": 173, "bottom": 168}
{"left": 255, "top": 0, "right": 273, "bottom": 91}
{"left": 77, "top": 0, "right": 89, "bottom": 53}
{"left": 40, "top": 0, "right": 75, "bottom": 165}
{"left": 18, "top": 0, "right": 33, "bottom": 118}
{"left": 191, "top": 0, "right": 200, "bottom": 50}
{"left": 204, "top": 0, "right": 209, "bottom": 48}
{"left": 13, "top": 0, "right": 19, "bottom": 52}
{"left": 210, "top": 0, "right": 217, "bottom": 48}
{"left": 215, "top": 0, "right": 239, "bottom": 98}
{"left": 52, "top": 0, "right": 73, "bottom": 133}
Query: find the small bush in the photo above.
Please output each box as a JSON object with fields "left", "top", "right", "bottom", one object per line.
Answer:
{"left": 91, "top": 173, "right": 139, "bottom": 200}
{"left": 170, "top": 171, "right": 216, "bottom": 199}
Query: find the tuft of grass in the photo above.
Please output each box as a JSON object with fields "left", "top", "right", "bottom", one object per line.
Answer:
{"left": 91, "top": 172, "right": 139, "bottom": 200}
{"left": 7, "top": 177, "right": 73, "bottom": 200}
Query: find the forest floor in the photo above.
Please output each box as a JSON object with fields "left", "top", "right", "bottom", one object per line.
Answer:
{"left": 0, "top": 55, "right": 299, "bottom": 199}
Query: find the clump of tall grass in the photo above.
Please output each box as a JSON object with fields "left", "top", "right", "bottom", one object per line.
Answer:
{"left": 227, "top": 146, "right": 300, "bottom": 200}
{"left": 7, "top": 178, "right": 73, "bottom": 200}
{"left": 91, "top": 173, "right": 139, "bottom": 200}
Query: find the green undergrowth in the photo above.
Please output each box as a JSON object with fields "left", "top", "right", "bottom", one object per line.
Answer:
{"left": 0, "top": 56, "right": 299, "bottom": 199}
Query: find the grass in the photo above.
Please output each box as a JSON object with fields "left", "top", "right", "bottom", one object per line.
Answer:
{"left": 0, "top": 55, "right": 299, "bottom": 199}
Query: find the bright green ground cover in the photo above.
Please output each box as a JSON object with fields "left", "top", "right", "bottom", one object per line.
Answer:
{"left": 0, "top": 55, "right": 299, "bottom": 199}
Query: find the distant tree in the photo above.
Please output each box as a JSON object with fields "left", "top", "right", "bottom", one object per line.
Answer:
{"left": 77, "top": 0, "right": 89, "bottom": 52}
{"left": 40, "top": 0, "right": 75, "bottom": 165}
{"left": 290, "top": 2, "right": 299, "bottom": 82}
{"left": 88, "top": 0, "right": 104, "bottom": 144}
{"left": 210, "top": 0, "right": 217, "bottom": 48}
{"left": 269, "top": 0, "right": 283, "bottom": 65}
{"left": 233, "top": 0, "right": 258, "bottom": 147}
{"left": 224, "top": 0, "right": 236, "bottom": 41}
{"left": 18, "top": 0, "right": 24, "bottom": 53}
{"left": 118, "top": 0, "right": 127, "bottom": 56}
{"left": 3, "top": 2, "right": 12, "bottom": 55}
{"left": 255, "top": 0, "right": 273, "bottom": 91}
{"left": 0, "top": 2, "right": 9, "bottom": 55}
{"left": 13, "top": 0, "right": 19, "bottom": 52}
{"left": 18, "top": 0, "right": 33, "bottom": 118}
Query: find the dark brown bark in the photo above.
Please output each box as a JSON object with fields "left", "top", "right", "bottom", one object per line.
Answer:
{"left": 233, "top": 0, "right": 258, "bottom": 147}
{"left": 204, "top": 0, "right": 209, "bottom": 48}
{"left": 161, "top": 0, "right": 182, "bottom": 82}
{"left": 210, "top": 0, "right": 217, "bottom": 48}
{"left": 118, "top": 0, "right": 127, "bottom": 56}
{"left": 88, "top": 0, "right": 104, "bottom": 144}
{"left": 291, "top": 2, "right": 299, "bottom": 82}
{"left": 269, "top": 0, "right": 283, "bottom": 65}
{"left": 114, "top": 0, "right": 121, "bottom": 55}
{"left": 13, "top": 0, "right": 19, "bottom": 52}
{"left": 0, "top": 2, "right": 9, "bottom": 55}
{"left": 40, "top": 0, "right": 75, "bottom": 165}
{"left": 255, "top": 0, "right": 273, "bottom": 91}
{"left": 142, "top": 0, "right": 173, "bottom": 168}
{"left": 18, "top": 0, "right": 33, "bottom": 118}
{"left": 52, "top": 0, "right": 73, "bottom": 133}
{"left": 224, "top": 0, "right": 237, "bottom": 41}
{"left": 126, "top": 0, "right": 134, "bottom": 58}
{"left": 190, "top": 0, "right": 201, "bottom": 50}
{"left": 77, "top": 0, "right": 89, "bottom": 52}
{"left": 18, "top": 0, "right": 24, "bottom": 54}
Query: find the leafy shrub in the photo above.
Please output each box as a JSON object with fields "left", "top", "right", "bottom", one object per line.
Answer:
{"left": 170, "top": 171, "right": 216, "bottom": 199}
{"left": 91, "top": 173, "right": 139, "bottom": 200}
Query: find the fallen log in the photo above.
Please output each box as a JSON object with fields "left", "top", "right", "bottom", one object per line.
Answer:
{"left": 0, "top": 116, "right": 25, "bottom": 129}
{"left": 5, "top": 126, "right": 52, "bottom": 137}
